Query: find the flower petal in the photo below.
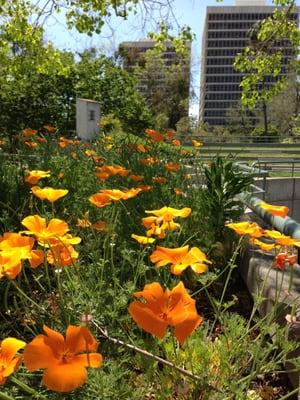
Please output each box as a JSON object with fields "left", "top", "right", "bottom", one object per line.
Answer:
{"left": 42, "top": 362, "right": 87, "bottom": 392}
{"left": 66, "top": 326, "right": 98, "bottom": 354}
{"left": 128, "top": 302, "right": 168, "bottom": 339}
{"left": 1, "top": 338, "right": 26, "bottom": 363}
{"left": 23, "top": 335, "right": 58, "bottom": 371}
{"left": 73, "top": 353, "right": 103, "bottom": 368}
{"left": 174, "top": 313, "right": 203, "bottom": 344}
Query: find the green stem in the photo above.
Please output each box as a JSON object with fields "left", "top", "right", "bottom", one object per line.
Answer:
{"left": 10, "top": 280, "right": 50, "bottom": 317}
{"left": 11, "top": 377, "right": 47, "bottom": 399}
{"left": 278, "top": 387, "right": 299, "bottom": 400}
{"left": 0, "top": 392, "right": 15, "bottom": 400}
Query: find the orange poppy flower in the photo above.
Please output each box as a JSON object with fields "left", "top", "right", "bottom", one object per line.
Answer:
{"left": 99, "top": 188, "right": 141, "bottom": 201}
{"left": 140, "top": 157, "right": 158, "bottom": 166}
{"left": 85, "top": 150, "right": 97, "bottom": 157}
{"left": 29, "top": 250, "right": 45, "bottom": 269}
{"left": 181, "top": 150, "right": 190, "bottom": 156}
{"left": 129, "top": 175, "right": 143, "bottom": 182}
{"left": 131, "top": 234, "right": 155, "bottom": 245}
{"left": 145, "top": 129, "right": 164, "bottom": 142}
{"left": 138, "top": 185, "right": 152, "bottom": 192}
{"left": 89, "top": 193, "right": 112, "bottom": 208}
{"left": 25, "top": 170, "right": 51, "bottom": 185}
{"left": 0, "top": 337, "right": 26, "bottom": 384}
{"left": 47, "top": 244, "right": 78, "bottom": 267}
{"left": 142, "top": 216, "right": 167, "bottom": 238}
{"left": 24, "top": 141, "right": 38, "bottom": 149}
{"left": 0, "top": 233, "right": 44, "bottom": 270}
{"left": 273, "top": 252, "right": 297, "bottom": 270}
{"left": 0, "top": 254, "right": 22, "bottom": 279}
{"left": 264, "top": 230, "right": 300, "bottom": 247}
{"left": 76, "top": 218, "right": 92, "bottom": 228}
{"left": 22, "top": 128, "right": 38, "bottom": 138}
{"left": 152, "top": 176, "right": 166, "bottom": 184}
{"left": 23, "top": 325, "right": 103, "bottom": 392}
{"left": 21, "top": 215, "right": 69, "bottom": 244}
{"left": 172, "top": 139, "right": 181, "bottom": 146}
{"left": 95, "top": 165, "right": 130, "bottom": 180}
{"left": 165, "top": 130, "right": 175, "bottom": 140}
{"left": 58, "top": 137, "right": 73, "bottom": 148}
{"left": 150, "top": 245, "right": 211, "bottom": 275}
{"left": 90, "top": 189, "right": 140, "bottom": 208}
{"left": 164, "top": 162, "right": 181, "bottom": 172}
{"left": 121, "top": 188, "right": 142, "bottom": 199}
{"left": 145, "top": 206, "right": 191, "bottom": 220}
{"left": 128, "top": 282, "right": 203, "bottom": 344}
{"left": 0, "top": 232, "right": 35, "bottom": 259}
{"left": 226, "top": 221, "right": 263, "bottom": 238}
{"left": 191, "top": 139, "right": 202, "bottom": 148}
{"left": 143, "top": 207, "right": 191, "bottom": 238}
{"left": 249, "top": 238, "right": 277, "bottom": 253}
{"left": 174, "top": 188, "right": 183, "bottom": 196}
{"left": 260, "top": 202, "right": 289, "bottom": 218}
{"left": 91, "top": 220, "right": 107, "bottom": 231}
{"left": 31, "top": 186, "right": 68, "bottom": 203}
{"left": 37, "top": 136, "right": 47, "bottom": 143}
{"left": 43, "top": 125, "right": 57, "bottom": 133}
{"left": 136, "top": 144, "right": 147, "bottom": 153}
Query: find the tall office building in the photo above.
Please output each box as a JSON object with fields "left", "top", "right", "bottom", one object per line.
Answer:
{"left": 199, "top": 0, "right": 298, "bottom": 126}
{"left": 119, "top": 40, "right": 191, "bottom": 127}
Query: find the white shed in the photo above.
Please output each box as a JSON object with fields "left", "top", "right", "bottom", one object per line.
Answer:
{"left": 76, "top": 98, "right": 100, "bottom": 141}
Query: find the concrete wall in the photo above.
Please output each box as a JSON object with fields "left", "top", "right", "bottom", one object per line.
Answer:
{"left": 239, "top": 245, "right": 300, "bottom": 393}
{"left": 254, "top": 177, "right": 300, "bottom": 220}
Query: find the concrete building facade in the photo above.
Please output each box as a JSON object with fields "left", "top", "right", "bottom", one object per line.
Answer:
{"left": 199, "top": 1, "right": 298, "bottom": 126}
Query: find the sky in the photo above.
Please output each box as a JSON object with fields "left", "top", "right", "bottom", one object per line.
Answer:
{"left": 41, "top": 0, "right": 298, "bottom": 117}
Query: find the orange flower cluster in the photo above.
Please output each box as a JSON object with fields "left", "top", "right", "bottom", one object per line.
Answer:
{"left": 95, "top": 165, "right": 130, "bottom": 180}
{"left": 140, "top": 157, "right": 158, "bottom": 166}
{"left": 76, "top": 212, "right": 107, "bottom": 231}
{"left": 152, "top": 176, "right": 166, "bottom": 184}
{"left": 227, "top": 208, "right": 300, "bottom": 269}
{"left": 145, "top": 129, "right": 164, "bottom": 142}
{"left": 0, "top": 325, "right": 102, "bottom": 393}
{"left": 128, "top": 282, "right": 202, "bottom": 344}
{"left": 21, "top": 215, "right": 81, "bottom": 268}
{"left": 89, "top": 188, "right": 142, "bottom": 208}
{"left": 142, "top": 206, "right": 191, "bottom": 239}
{"left": 164, "top": 162, "right": 181, "bottom": 172}
{"left": 21, "top": 128, "right": 47, "bottom": 148}
{"left": 58, "top": 136, "right": 80, "bottom": 148}
{"left": 85, "top": 150, "right": 103, "bottom": 164}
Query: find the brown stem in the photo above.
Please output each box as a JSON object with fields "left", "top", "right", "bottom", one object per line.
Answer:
{"left": 92, "top": 319, "right": 222, "bottom": 394}
{"left": 92, "top": 320, "right": 198, "bottom": 380}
